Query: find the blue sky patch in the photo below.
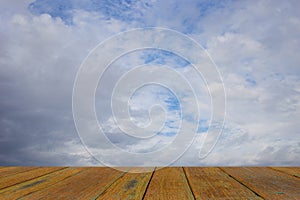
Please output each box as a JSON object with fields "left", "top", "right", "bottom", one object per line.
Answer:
{"left": 28, "top": 0, "right": 151, "bottom": 24}
{"left": 245, "top": 73, "right": 257, "bottom": 87}
{"left": 142, "top": 50, "right": 190, "bottom": 68}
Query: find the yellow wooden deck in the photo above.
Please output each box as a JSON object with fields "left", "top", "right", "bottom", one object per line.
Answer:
{"left": 0, "top": 167, "right": 299, "bottom": 199}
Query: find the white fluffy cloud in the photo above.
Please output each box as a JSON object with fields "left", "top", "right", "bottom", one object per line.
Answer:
{"left": 0, "top": 0, "right": 299, "bottom": 166}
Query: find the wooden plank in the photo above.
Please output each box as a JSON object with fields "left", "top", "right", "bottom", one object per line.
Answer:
{"left": 221, "top": 167, "right": 300, "bottom": 200}
{"left": 143, "top": 167, "right": 194, "bottom": 200}
{"left": 0, "top": 167, "right": 297, "bottom": 199}
{"left": 0, "top": 167, "right": 64, "bottom": 190}
{"left": 184, "top": 167, "right": 262, "bottom": 199}
{"left": 0, "top": 167, "right": 18, "bottom": 173}
{"left": 0, "top": 167, "right": 87, "bottom": 199}
{"left": 97, "top": 167, "right": 154, "bottom": 200}
{"left": 271, "top": 167, "right": 300, "bottom": 178}
{"left": 21, "top": 167, "right": 125, "bottom": 199}
{"left": 0, "top": 167, "right": 38, "bottom": 178}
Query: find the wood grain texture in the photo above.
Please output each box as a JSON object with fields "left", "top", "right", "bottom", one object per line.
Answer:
{"left": 0, "top": 167, "right": 38, "bottom": 178}
{"left": 97, "top": 167, "right": 154, "bottom": 200}
{"left": 271, "top": 167, "right": 300, "bottom": 178}
{"left": 184, "top": 167, "right": 262, "bottom": 199}
{"left": 143, "top": 167, "right": 194, "bottom": 200}
{"left": 0, "top": 167, "right": 299, "bottom": 199}
{"left": 0, "top": 167, "right": 64, "bottom": 190}
{"left": 221, "top": 167, "right": 300, "bottom": 200}
{"left": 21, "top": 167, "right": 124, "bottom": 200}
{"left": 0, "top": 167, "right": 87, "bottom": 199}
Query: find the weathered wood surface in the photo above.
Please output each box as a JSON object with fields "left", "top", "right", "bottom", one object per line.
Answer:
{"left": 98, "top": 167, "right": 154, "bottom": 200}
{"left": 270, "top": 167, "right": 300, "bottom": 178}
{"left": 184, "top": 167, "right": 263, "bottom": 199}
{"left": 0, "top": 167, "right": 64, "bottom": 190}
{"left": 143, "top": 167, "right": 194, "bottom": 200}
{"left": 21, "top": 168, "right": 124, "bottom": 200}
{"left": 221, "top": 167, "right": 300, "bottom": 200}
{"left": 0, "top": 167, "right": 298, "bottom": 199}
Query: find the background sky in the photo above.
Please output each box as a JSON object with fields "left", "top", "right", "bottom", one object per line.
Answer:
{"left": 0, "top": 0, "right": 299, "bottom": 166}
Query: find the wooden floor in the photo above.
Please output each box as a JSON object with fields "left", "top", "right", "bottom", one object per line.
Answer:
{"left": 0, "top": 167, "right": 299, "bottom": 199}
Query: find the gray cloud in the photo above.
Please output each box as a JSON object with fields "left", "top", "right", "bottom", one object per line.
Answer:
{"left": 0, "top": 0, "right": 299, "bottom": 166}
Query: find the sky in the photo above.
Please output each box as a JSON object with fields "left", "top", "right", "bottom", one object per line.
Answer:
{"left": 0, "top": 0, "right": 299, "bottom": 166}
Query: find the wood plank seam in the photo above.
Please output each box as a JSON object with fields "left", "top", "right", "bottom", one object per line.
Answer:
{"left": 0, "top": 167, "right": 68, "bottom": 191}
{"left": 96, "top": 168, "right": 154, "bottom": 199}
{"left": 141, "top": 167, "right": 156, "bottom": 200}
{"left": 0, "top": 167, "right": 39, "bottom": 180}
{"left": 182, "top": 167, "right": 196, "bottom": 200}
{"left": 221, "top": 167, "right": 300, "bottom": 199}
{"left": 0, "top": 167, "right": 298, "bottom": 199}
{"left": 91, "top": 170, "right": 127, "bottom": 200}
{"left": 20, "top": 168, "right": 115, "bottom": 199}
{"left": 218, "top": 167, "right": 265, "bottom": 200}
{"left": 19, "top": 168, "right": 125, "bottom": 199}
{"left": 143, "top": 167, "right": 195, "bottom": 199}
{"left": 15, "top": 168, "right": 89, "bottom": 199}
{"left": 0, "top": 168, "right": 71, "bottom": 194}
{"left": 269, "top": 167, "right": 300, "bottom": 178}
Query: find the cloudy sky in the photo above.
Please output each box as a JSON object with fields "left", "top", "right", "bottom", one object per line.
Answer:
{"left": 0, "top": 0, "right": 299, "bottom": 166}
